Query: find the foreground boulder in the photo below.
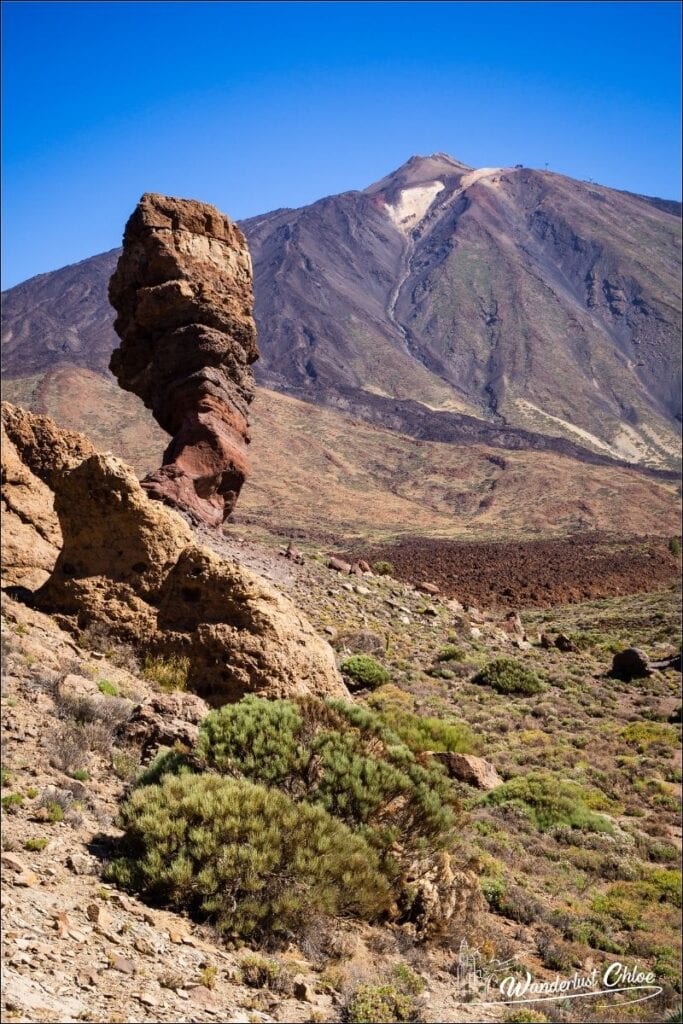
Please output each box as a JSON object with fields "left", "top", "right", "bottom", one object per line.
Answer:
{"left": 3, "top": 404, "right": 345, "bottom": 705}
{"left": 109, "top": 193, "right": 259, "bottom": 526}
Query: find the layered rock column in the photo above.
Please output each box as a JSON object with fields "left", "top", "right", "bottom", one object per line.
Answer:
{"left": 108, "top": 193, "right": 259, "bottom": 526}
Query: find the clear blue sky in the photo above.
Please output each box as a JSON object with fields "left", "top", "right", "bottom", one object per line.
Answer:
{"left": 2, "top": 1, "right": 681, "bottom": 288}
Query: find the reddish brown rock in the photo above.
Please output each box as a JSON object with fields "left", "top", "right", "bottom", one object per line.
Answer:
{"left": 433, "top": 752, "right": 503, "bottom": 791}
{"left": 108, "top": 193, "right": 258, "bottom": 526}
{"left": 417, "top": 581, "right": 440, "bottom": 595}
{"left": 328, "top": 556, "right": 352, "bottom": 574}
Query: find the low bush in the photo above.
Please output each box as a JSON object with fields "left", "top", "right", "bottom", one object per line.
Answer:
{"left": 474, "top": 657, "right": 544, "bottom": 696}
{"left": 24, "top": 837, "right": 49, "bottom": 852}
{"left": 141, "top": 653, "right": 189, "bottom": 692}
{"left": 343, "top": 981, "right": 422, "bottom": 1023}
{"left": 97, "top": 680, "right": 119, "bottom": 697}
{"left": 372, "top": 560, "right": 394, "bottom": 576}
{"left": 483, "top": 772, "right": 615, "bottom": 833}
{"left": 340, "top": 654, "right": 391, "bottom": 690}
{"left": 240, "top": 953, "right": 292, "bottom": 992}
{"left": 106, "top": 773, "right": 391, "bottom": 940}
{"left": 436, "top": 644, "right": 467, "bottom": 663}
{"left": 197, "top": 695, "right": 457, "bottom": 861}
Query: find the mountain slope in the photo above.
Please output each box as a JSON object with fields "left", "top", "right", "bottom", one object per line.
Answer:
{"left": 1, "top": 154, "right": 681, "bottom": 469}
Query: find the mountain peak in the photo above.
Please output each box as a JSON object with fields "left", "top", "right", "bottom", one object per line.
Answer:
{"left": 365, "top": 152, "right": 472, "bottom": 194}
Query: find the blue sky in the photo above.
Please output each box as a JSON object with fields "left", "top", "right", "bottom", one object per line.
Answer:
{"left": 2, "top": 1, "right": 681, "bottom": 287}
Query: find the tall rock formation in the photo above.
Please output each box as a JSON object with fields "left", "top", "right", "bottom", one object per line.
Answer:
{"left": 108, "top": 193, "right": 258, "bottom": 526}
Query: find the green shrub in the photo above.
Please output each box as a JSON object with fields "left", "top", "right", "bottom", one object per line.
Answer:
{"left": 474, "top": 658, "right": 544, "bottom": 696}
{"left": 240, "top": 953, "right": 291, "bottom": 991}
{"left": 24, "top": 837, "right": 49, "bottom": 852}
{"left": 372, "top": 560, "right": 394, "bottom": 577}
{"left": 340, "top": 655, "right": 391, "bottom": 690}
{"left": 669, "top": 537, "right": 681, "bottom": 558}
{"left": 45, "top": 801, "right": 64, "bottom": 823}
{"left": 504, "top": 1011, "right": 549, "bottom": 1023}
{"left": 344, "top": 983, "right": 421, "bottom": 1023}
{"left": 106, "top": 773, "right": 390, "bottom": 939}
{"left": 197, "top": 696, "right": 457, "bottom": 861}
{"left": 1, "top": 793, "right": 24, "bottom": 812}
{"left": 97, "top": 680, "right": 119, "bottom": 697}
{"left": 0, "top": 766, "right": 11, "bottom": 788}
{"left": 436, "top": 644, "right": 466, "bottom": 663}
{"left": 141, "top": 654, "right": 189, "bottom": 692}
{"left": 483, "top": 772, "right": 614, "bottom": 833}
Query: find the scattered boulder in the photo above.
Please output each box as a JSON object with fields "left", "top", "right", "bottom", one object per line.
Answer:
{"left": 501, "top": 610, "right": 524, "bottom": 637}
{"left": 433, "top": 752, "right": 503, "bottom": 791}
{"left": 108, "top": 193, "right": 259, "bottom": 526}
{"left": 357, "top": 559, "right": 371, "bottom": 573}
{"left": 328, "top": 556, "right": 352, "bottom": 574}
{"left": 119, "top": 693, "right": 210, "bottom": 759}
{"left": 555, "top": 633, "right": 577, "bottom": 653}
{"left": 417, "top": 581, "right": 440, "bottom": 595}
{"left": 611, "top": 647, "right": 652, "bottom": 680}
{"left": 283, "top": 541, "right": 304, "bottom": 564}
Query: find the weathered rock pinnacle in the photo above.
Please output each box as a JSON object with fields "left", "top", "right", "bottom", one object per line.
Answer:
{"left": 108, "top": 193, "right": 258, "bottom": 526}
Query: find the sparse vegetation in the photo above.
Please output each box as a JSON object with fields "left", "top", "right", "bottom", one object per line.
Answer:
{"left": 141, "top": 653, "right": 189, "bottom": 692}
{"left": 24, "top": 837, "right": 49, "bottom": 852}
{"left": 343, "top": 972, "right": 424, "bottom": 1024}
{"left": 2, "top": 792, "right": 24, "bottom": 812}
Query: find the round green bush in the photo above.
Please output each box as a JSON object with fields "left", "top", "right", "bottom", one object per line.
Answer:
{"left": 474, "top": 657, "right": 544, "bottom": 695}
{"left": 372, "top": 560, "right": 394, "bottom": 577}
{"left": 107, "top": 773, "right": 391, "bottom": 939}
{"left": 340, "top": 654, "right": 391, "bottom": 690}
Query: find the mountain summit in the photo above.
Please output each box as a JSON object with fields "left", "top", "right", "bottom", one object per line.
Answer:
{"left": 2, "top": 157, "right": 681, "bottom": 468}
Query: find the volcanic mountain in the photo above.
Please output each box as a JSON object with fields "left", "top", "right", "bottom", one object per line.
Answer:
{"left": 2, "top": 153, "right": 681, "bottom": 471}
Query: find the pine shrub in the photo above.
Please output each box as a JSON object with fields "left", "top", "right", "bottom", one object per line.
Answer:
{"left": 474, "top": 657, "right": 544, "bottom": 695}
{"left": 197, "top": 695, "right": 457, "bottom": 859}
{"left": 106, "top": 773, "right": 391, "bottom": 939}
